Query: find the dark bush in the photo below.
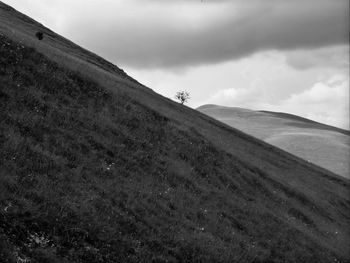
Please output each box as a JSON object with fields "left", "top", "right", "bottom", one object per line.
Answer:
{"left": 35, "top": 31, "right": 44, "bottom": 40}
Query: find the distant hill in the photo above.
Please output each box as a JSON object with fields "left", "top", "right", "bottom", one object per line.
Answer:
{"left": 198, "top": 104, "right": 350, "bottom": 179}
{"left": 1, "top": 2, "right": 349, "bottom": 262}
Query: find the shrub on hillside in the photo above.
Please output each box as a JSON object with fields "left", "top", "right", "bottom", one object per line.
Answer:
{"left": 35, "top": 31, "right": 44, "bottom": 40}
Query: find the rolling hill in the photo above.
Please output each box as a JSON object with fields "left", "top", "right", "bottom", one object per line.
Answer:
{"left": 0, "top": 2, "right": 349, "bottom": 262}
{"left": 197, "top": 104, "right": 350, "bottom": 179}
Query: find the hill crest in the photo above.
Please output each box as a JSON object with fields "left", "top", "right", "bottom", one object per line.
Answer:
{"left": 198, "top": 104, "right": 350, "bottom": 178}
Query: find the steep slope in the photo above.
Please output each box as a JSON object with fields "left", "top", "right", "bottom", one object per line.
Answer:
{"left": 198, "top": 104, "right": 350, "bottom": 179}
{"left": 1, "top": 2, "right": 349, "bottom": 263}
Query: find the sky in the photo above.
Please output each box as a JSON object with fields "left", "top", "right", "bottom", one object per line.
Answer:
{"left": 4, "top": 0, "right": 350, "bottom": 129}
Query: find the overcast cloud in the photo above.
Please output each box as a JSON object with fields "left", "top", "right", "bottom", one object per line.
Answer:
{"left": 5, "top": 0, "right": 349, "bottom": 69}
{"left": 68, "top": 0, "right": 349, "bottom": 68}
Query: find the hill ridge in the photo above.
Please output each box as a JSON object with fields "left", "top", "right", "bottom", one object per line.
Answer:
{"left": 198, "top": 104, "right": 350, "bottom": 135}
{"left": 198, "top": 104, "right": 350, "bottom": 178}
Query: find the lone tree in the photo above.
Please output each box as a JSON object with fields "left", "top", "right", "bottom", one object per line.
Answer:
{"left": 175, "top": 91, "right": 190, "bottom": 105}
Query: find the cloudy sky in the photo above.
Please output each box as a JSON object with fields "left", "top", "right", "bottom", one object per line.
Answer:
{"left": 5, "top": 0, "right": 350, "bottom": 129}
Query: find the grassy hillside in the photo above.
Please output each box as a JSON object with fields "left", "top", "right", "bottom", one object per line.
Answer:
{"left": 1, "top": 2, "right": 350, "bottom": 263}
{"left": 198, "top": 104, "right": 350, "bottom": 179}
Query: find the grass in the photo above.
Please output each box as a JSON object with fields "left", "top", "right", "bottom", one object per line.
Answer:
{"left": 0, "top": 24, "right": 349, "bottom": 263}
{"left": 197, "top": 104, "right": 350, "bottom": 179}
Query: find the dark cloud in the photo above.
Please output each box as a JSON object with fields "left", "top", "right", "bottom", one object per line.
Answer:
{"left": 9, "top": 0, "right": 349, "bottom": 69}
